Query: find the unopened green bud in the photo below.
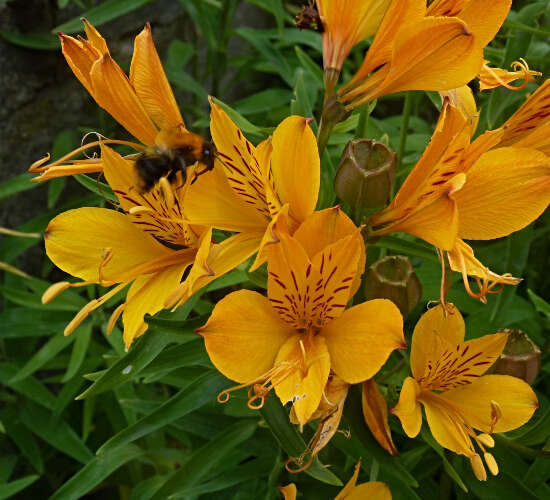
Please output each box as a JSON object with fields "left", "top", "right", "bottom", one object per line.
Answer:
{"left": 334, "top": 139, "right": 395, "bottom": 212}
{"left": 363, "top": 256, "right": 421, "bottom": 318}
{"left": 491, "top": 329, "right": 541, "bottom": 385}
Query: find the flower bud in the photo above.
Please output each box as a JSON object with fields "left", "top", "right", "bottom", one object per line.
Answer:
{"left": 334, "top": 139, "right": 395, "bottom": 213}
{"left": 491, "top": 329, "right": 541, "bottom": 385}
{"left": 363, "top": 255, "right": 421, "bottom": 318}
{"left": 362, "top": 379, "right": 398, "bottom": 456}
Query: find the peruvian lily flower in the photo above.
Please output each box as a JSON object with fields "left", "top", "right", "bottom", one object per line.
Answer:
{"left": 280, "top": 461, "right": 391, "bottom": 500}
{"left": 197, "top": 208, "right": 405, "bottom": 429}
{"left": 43, "top": 144, "right": 259, "bottom": 349}
{"left": 474, "top": 78, "right": 550, "bottom": 156}
{"left": 315, "top": 0, "right": 392, "bottom": 93}
{"left": 392, "top": 304, "right": 538, "bottom": 481}
{"left": 166, "top": 101, "right": 320, "bottom": 307}
{"left": 29, "top": 20, "right": 201, "bottom": 181}
{"left": 336, "top": 0, "right": 512, "bottom": 110}
{"left": 368, "top": 99, "right": 550, "bottom": 303}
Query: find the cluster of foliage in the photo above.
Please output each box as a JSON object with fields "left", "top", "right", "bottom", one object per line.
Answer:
{"left": 1, "top": 0, "right": 550, "bottom": 499}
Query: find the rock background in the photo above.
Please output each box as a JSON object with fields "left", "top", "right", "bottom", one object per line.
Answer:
{"left": 0, "top": 0, "right": 270, "bottom": 276}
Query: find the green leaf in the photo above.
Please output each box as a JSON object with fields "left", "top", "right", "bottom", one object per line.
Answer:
{"left": 9, "top": 331, "right": 77, "bottom": 383}
{"left": 527, "top": 289, "right": 550, "bottom": 319}
{"left": 140, "top": 340, "right": 211, "bottom": 381}
{"left": 373, "top": 235, "right": 439, "bottom": 262}
{"left": 20, "top": 403, "right": 93, "bottom": 464}
{"left": 151, "top": 421, "right": 257, "bottom": 499}
{"left": 234, "top": 27, "right": 294, "bottom": 86}
{"left": 0, "top": 174, "right": 38, "bottom": 202}
{"left": 76, "top": 328, "right": 184, "bottom": 399}
{"left": 62, "top": 322, "right": 93, "bottom": 382}
{"left": 0, "top": 31, "right": 59, "bottom": 50}
{"left": 0, "top": 364, "right": 56, "bottom": 410}
{"left": 234, "top": 88, "right": 293, "bottom": 115}
{"left": 260, "top": 395, "right": 343, "bottom": 486}
{"left": 334, "top": 386, "right": 418, "bottom": 488}
{"left": 53, "top": 0, "right": 154, "bottom": 33}
{"left": 290, "top": 68, "right": 315, "bottom": 123}
{"left": 1, "top": 413, "right": 44, "bottom": 474}
{"left": 50, "top": 444, "right": 144, "bottom": 500}
{"left": 179, "top": 457, "right": 273, "bottom": 497}
{"left": 0, "top": 475, "right": 39, "bottom": 500}
{"left": 73, "top": 174, "right": 116, "bottom": 203}
{"left": 421, "top": 428, "right": 468, "bottom": 492}
{"left": 210, "top": 97, "right": 269, "bottom": 137}
{"left": 96, "top": 371, "right": 229, "bottom": 454}
{"left": 165, "top": 68, "right": 209, "bottom": 101}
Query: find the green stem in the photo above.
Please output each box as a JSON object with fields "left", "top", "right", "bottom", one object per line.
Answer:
{"left": 494, "top": 434, "right": 550, "bottom": 459}
{"left": 397, "top": 93, "right": 412, "bottom": 173}
{"left": 356, "top": 106, "right": 369, "bottom": 139}
{"left": 316, "top": 116, "right": 334, "bottom": 158}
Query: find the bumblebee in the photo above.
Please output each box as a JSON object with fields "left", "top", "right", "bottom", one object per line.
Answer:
{"left": 134, "top": 130, "right": 215, "bottom": 193}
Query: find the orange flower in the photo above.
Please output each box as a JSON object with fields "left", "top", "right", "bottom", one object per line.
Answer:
{"left": 198, "top": 208, "right": 404, "bottom": 428}
{"left": 29, "top": 20, "right": 200, "bottom": 181}
{"left": 280, "top": 461, "right": 391, "bottom": 499}
{"left": 393, "top": 305, "right": 538, "bottom": 480}
{"left": 337, "top": 0, "right": 512, "bottom": 110}
{"left": 368, "top": 98, "right": 550, "bottom": 303}
{"left": 42, "top": 144, "right": 257, "bottom": 348}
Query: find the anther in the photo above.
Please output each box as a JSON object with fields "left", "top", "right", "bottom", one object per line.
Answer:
{"left": 42, "top": 281, "right": 71, "bottom": 304}
{"left": 477, "top": 433, "right": 495, "bottom": 448}
{"left": 107, "top": 303, "right": 125, "bottom": 334}
{"left": 470, "top": 454, "right": 487, "bottom": 481}
{"left": 484, "top": 452, "right": 499, "bottom": 476}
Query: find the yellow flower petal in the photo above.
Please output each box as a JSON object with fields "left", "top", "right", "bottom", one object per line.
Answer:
{"left": 59, "top": 33, "right": 98, "bottom": 98}
{"left": 335, "top": 460, "right": 361, "bottom": 498}
{"left": 344, "top": 482, "right": 392, "bottom": 500}
{"left": 372, "top": 17, "right": 480, "bottom": 100}
{"left": 278, "top": 484, "right": 297, "bottom": 500}
{"left": 130, "top": 23, "right": 184, "bottom": 131}
{"left": 293, "top": 207, "right": 365, "bottom": 298}
{"left": 392, "top": 376, "right": 422, "bottom": 438}
{"left": 267, "top": 229, "right": 362, "bottom": 328}
{"left": 440, "top": 85, "right": 479, "bottom": 136}
{"left": 317, "top": 0, "right": 392, "bottom": 70}
{"left": 498, "top": 79, "right": 550, "bottom": 147}
{"left": 453, "top": 147, "right": 550, "bottom": 240}
{"left": 421, "top": 392, "right": 476, "bottom": 456}
{"left": 377, "top": 194, "right": 459, "bottom": 251}
{"left": 248, "top": 205, "right": 289, "bottom": 273}
{"left": 90, "top": 54, "right": 158, "bottom": 145}
{"left": 418, "top": 331, "right": 509, "bottom": 391}
{"left": 293, "top": 206, "right": 358, "bottom": 259}
{"left": 45, "top": 207, "right": 171, "bottom": 282}
{"left": 457, "top": 0, "right": 511, "bottom": 49}
{"left": 427, "top": 0, "right": 468, "bottom": 16}
{"left": 82, "top": 18, "right": 109, "bottom": 54}
{"left": 122, "top": 262, "right": 191, "bottom": 348}
{"left": 274, "top": 334, "right": 331, "bottom": 426}
{"left": 410, "top": 304, "right": 465, "bottom": 380}
{"left": 209, "top": 100, "right": 272, "bottom": 219}
{"left": 270, "top": 116, "right": 319, "bottom": 224}
{"left": 349, "top": 0, "right": 426, "bottom": 81}
{"left": 442, "top": 374, "right": 538, "bottom": 433}
{"left": 184, "top": 161, "right": 269, "bottom": 232}
{"left": 199, "top": 290, "right": 294, "bottom": 383}
{"left": 321, "top": 299, "right": 405, "bottom": 383}
{"left": 186, "top": 230, "right": 263, "bottom": 298}
{"left": 362, "top": 379, "right": 398, "bottom": 455}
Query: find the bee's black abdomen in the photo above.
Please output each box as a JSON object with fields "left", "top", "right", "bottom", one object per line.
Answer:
{"left": 134, "top": 141, "right": 215, "bottom": 193}
{"left": 134, "top": 151, "right": 189, "bottom": 193}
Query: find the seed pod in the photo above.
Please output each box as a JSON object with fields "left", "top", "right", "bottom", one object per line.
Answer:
{"left": 363, "top": 255, "right": 422, "bottom": 318}
{"left": 491, "top": 329, "right": 541, "bottom": 385}
{"left": 334, "top": 139, "right": 395, "bottom": 213}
